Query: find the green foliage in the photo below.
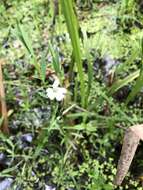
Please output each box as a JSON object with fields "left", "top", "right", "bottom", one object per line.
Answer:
{"left": 119, "top": 0, "right": 136, "bottom": 14}
{"left": 16, "top": 22, "right": 45, "bottom": 82}
{"left": 126, "top": 69, "right": 143, "bottom": 104}
{"left": 48, "top": 42, "right": 64, "bottom": 81}
{"left": 1, "top": 0, "right": 143, "bottom": 189}
{"left": 60, "top": 0, "right": 85, "bottom": 106}
{"left": 109, "top": 70, "right": 140, "bottom": 94}
{"left": 126, "top": 37, "right": 143, "bottom": 103}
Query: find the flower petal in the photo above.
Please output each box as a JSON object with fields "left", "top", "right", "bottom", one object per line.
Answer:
{"left": 53, "top": 78, "right": 60, "bottom": 88}
{"left": 56, "top": 93, "right": 65, "bottom": 101}
{"left": 55, "top": 87, "right": 67, "bottom": 101}
{"left": 46, "top": 88, "right": 55, "bottom": 100}
{"left": 59, "top": 88, "right": 67, "bottom": 95}
{"left": 56, "top": 87, "right": 67, "bottom": 95}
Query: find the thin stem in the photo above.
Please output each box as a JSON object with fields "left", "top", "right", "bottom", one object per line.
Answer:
{"left": 0, "top": 60, "right": 9, "bottom": 135}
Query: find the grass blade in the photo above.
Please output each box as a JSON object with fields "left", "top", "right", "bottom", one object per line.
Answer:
{"left": 40, "top": 52, "right": 47, "bottom": 83}
{"left": 48, "top": 42, "right": 63, "bottom": 80}
{"left": 16, "top": 22, "right": 41, "bottom": 75}
{"left": 126, "top": 37, "right": 143, "bottom": 104}
{"left": 109, "top": 70, "right": 140, "bottom": 94}
{"left": 60, "top": 0, "right": 85, "bottom": 106}
{"left": 82, "top": 29, "right": 93, "bottom": 105}
{"left": 126, "top": 69, "right": 143, "bottom": 104}
{"left": 16, "top": 22, "right": 34, "bottom": 57}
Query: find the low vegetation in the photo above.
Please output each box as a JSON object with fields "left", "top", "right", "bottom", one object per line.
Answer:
{"left": 1, "top": 0, "right": 143, "bottom": 189}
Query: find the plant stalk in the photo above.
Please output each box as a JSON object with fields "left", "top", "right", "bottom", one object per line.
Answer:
{"left": 0, "top": 61, "right": 9, "bottom": 135}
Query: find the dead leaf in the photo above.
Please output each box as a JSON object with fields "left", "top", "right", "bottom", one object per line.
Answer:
{"left": 114, "top": 125, "right": 143, "bottom": 186}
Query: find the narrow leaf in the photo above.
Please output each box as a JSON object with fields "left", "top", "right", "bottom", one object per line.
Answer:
{"left": 109, "top": 70, "right": 140, "bottom": 94}
{"left": 60, "top": 0, "right": 85, "bottom": 106}
{"left": 16, "top": 22, "right": 34, "bottom": 57}
{"left": 126, "top": 69, "right": 143, "bottom": 104}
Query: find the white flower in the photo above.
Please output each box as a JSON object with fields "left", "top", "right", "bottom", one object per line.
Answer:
{"left": 45, "top": 185, "right": 56, "bottom": 190}
{"left": 46, "top": 79, "right": 67, "bottom": 101}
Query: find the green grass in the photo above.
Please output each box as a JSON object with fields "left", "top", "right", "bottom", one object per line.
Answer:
{"left": 60, "top": 0, "right": 86, "bottom": 107}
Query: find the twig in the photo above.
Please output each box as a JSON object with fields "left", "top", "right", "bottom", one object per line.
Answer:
{"left": 0, "top": 60, "right": 9, "bottom": 134}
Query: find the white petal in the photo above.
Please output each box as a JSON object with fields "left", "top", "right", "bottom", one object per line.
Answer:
{"left": 59, "top": 88, "right": 67, "bottom": 94}
{"left": 56, "top": 87, "right": 67, "bottom": 95}
{"left": 56, "top": 93, "right": 65, "bottom": 101}
{"left": 46, "top": 88, "right": 55, "bottom": 100}
{"left": 55, "top": 87, "right": 67, "bottom": 101}
{"left": 53, "top": 78, "right": 60, "bottom": 88}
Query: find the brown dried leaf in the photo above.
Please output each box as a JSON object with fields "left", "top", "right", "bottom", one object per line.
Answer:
{"left": 114, "top": 125, "right": 143, "bottom": 186}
